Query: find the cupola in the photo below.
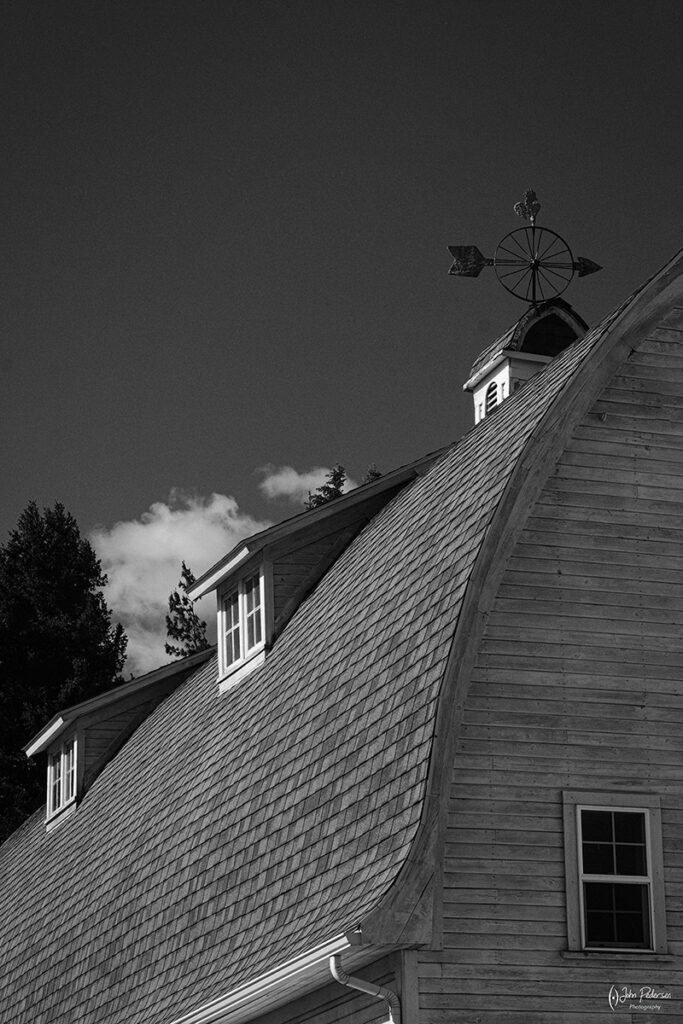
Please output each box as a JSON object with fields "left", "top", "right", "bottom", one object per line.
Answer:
{"left": 463, "top": 299, "right": 588, "bottom": 423}
{"left": 448, "top": 189, "right": 601, "bottom": 424}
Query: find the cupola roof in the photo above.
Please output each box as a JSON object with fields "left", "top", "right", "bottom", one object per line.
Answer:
{"left": 464, "top": 298, "right": 588, "bottom": 392}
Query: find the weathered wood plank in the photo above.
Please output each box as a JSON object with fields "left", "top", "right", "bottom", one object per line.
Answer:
{"left": 483, "top": 623, "right": 683, "bottom": 649}
{"left": 492, "top": 598, "right": 683, "bottom": 625}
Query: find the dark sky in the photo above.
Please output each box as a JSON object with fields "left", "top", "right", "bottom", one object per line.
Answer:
{"left": 2, "top": 0, "right": 682, "bottom": 540}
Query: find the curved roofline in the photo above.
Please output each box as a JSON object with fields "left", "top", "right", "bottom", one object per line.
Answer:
{"left": 358, "top": 248, "right": 683, "bottom": 944}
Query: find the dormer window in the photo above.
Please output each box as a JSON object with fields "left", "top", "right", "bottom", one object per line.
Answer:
{"left": 187, "top": 451, "right": 444, "bottom": 693}
{"left": 218, "top": 568, "right": 267, "bottom": 687}
{"left": 48, "top": 736, "right": 77, "bottom": 819}
{"left": 25, "top": 649, "right": 215, "bottom": 832}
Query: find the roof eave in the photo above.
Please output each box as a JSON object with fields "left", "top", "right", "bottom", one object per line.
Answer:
{"left": 188, "top": 448, "right": 448, "bottom": 600}
{"left": 463, "top": 349, "right": 552, "bottom": 392}
{"left": 167, "top": 934, "right": 375, "bottom": 1024}
{"left": 23, "top": 646, "right": 215, "bottom": 757}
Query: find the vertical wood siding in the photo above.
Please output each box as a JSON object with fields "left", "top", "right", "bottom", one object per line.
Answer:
{"left": 421, "top": 325, "right": 683, "bottom": 1022}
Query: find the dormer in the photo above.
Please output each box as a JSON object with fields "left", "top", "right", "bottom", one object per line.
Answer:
{"left": 464, "top": 299, "right": 588, "bottom": 423}
{"left": 24, "top": 647, "right": 214, "bottom": 829}
{"left": 188, "top": 450, "right": 446, "bottom": 691}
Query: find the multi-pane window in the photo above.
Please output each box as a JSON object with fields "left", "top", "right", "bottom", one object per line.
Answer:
{"left": 48, "top": 737, "right": 77, "bottom": 817}
{"left": 563, "top": 792, "right": 667, "bottom": 953}
{"left": 220, "top": 571, "right": 264, "bottom": 675}
{"left": 580, "top": 808, "right": 651, "bottom": 948}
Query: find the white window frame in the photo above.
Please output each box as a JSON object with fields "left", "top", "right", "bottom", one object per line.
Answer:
{"left": 562, "top": 791, "right": 667, "bottom": 954}
{"left": 47, "top": 735, "right": 78, "bottom": 819}
{"left": 218, "top": 566, "right": 267, "bottom": 689}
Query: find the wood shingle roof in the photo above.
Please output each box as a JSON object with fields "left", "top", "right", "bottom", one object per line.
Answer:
{"left": 0, "top": 258, "right": 672, "bottom": 1024}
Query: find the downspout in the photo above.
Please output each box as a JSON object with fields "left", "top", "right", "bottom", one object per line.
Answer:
{"left": 329, "top": 954, "right": 401, "bottom": 1024}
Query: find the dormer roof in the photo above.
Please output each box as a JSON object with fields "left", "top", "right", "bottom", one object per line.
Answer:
{"left": 24, "top": 647, "right": 215, "bottom": 759}
{"left": 190, "top": 450, "right": 447, "bottom": 660}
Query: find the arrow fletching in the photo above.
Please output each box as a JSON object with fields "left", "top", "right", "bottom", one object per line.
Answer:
{"left": 448, "top": 245, "right": 492, "bottom": 277}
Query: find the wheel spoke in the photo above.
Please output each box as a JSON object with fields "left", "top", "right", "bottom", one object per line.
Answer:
{"left": 538, "top": 266, "right": 556, "bottom": 293}
{"left": 541, "top": 264, "right": 573, "bottom": 283}
{"left": 538, "top": 232, "right": 563, "bottom": 260}
{"left": 498, "top": 267, "right": 532, "bottom": 280}
{"left": 508, "top": 233, "right": 531, "bottom": 259}
{"left": 496, "top": 246, "right": 531, "bottom": 262}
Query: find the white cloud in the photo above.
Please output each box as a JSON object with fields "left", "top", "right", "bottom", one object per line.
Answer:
{"left": 258, "top": 464, "right": 358, "bottom": 504}
{"left": 91, "top": 490, "right": 270, "bottom": 678}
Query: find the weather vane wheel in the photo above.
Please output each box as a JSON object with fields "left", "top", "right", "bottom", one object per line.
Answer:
{"left": 494, "top": 225, "right": 575, "bottom": 303}
{"left": 447, "top": 189, "right": 602, "bottom": 306}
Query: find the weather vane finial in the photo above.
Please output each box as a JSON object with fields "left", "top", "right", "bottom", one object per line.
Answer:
{"left": 448, "top": 190, "right": 601, "bottom": 305}
{"left": 513, "top": 189, "right": 541, "bottom": 227}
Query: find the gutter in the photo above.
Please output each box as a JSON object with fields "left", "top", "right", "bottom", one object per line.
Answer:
{"left": 330, "top": 954, "right": 401, "bottom": 1024}
{"left": 169, "top": 935, "right": 351, "bottom": 1024}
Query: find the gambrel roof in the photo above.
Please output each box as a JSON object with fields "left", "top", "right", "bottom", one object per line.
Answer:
{"left": 1, "top": 250, "right": 682, "bottom": 1024}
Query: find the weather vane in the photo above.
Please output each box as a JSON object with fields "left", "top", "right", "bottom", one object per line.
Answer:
{"left": 448, "top": 190, "right": 601, "bottom": 305}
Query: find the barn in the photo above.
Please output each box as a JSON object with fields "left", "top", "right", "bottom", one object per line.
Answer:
{"left": 2, "top": 249, "right": 683, "bottom": 1023}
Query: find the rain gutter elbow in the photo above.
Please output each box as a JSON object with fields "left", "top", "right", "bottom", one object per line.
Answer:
{"left": 329, "top": 954, "right": 401, "bottom": 1024}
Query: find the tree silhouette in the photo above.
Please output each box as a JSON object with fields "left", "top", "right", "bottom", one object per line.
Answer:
{"left": 0, "top": 501, "right": 127, "bottom": 841}
{"left": 304, "top": 464, "right": 347, "bottom": 510}
{"left": 165, "top": 562, "right": 209, "bottom": 659}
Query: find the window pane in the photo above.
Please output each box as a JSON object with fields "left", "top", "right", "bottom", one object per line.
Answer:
{"left": 582, "top": 811, "right": 615, "bottom": 873}
{"left": 616, "top": 842, "right": 647, "bottom": 876}
{"left": 223, "top": 592, "right": 240, "bottom": 666}
{"left": 244, "top": 574, "right": 262, "bottom": 651}
{"left": 585, "top": 881, "right": 613, "bottom": 910}
{"left": 65, "top": 740, "right": 75, "bottom": 801}
{"left": 583, "top": 842, "right": 615, "bottom": 874}
{"left": 245, "top": 574, "right": 259, "bottom": 612}
{"left": 615, "top": 811, "right": 645, "bottom": 844}
{"left": 614, "top": 811, "right": 647, "bottom": 875}
{"left": 582, "top": 809, "right": 613, "bottom": 843}
{"left": 585, "top": 909, "right": 615, "bottom": 945}
{"left": 51, "top": 753, "right": 62, "bottom": 810}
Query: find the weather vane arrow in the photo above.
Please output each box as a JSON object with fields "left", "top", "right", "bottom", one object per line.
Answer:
{"left": 448, "top": 190, "right": 602, "bottom": 304}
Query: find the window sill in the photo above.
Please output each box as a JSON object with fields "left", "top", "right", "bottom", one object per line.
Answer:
{"left": 218, "top": 647, "right": 266, "bottom": 693}
{"left": 561, "top": 951, "right": 674, "bottom": 962}
{"left": 46, "top": 799, "right": 77, "bottom": 832}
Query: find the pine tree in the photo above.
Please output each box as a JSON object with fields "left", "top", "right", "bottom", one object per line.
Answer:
{"left": 0, "top": 501, "right": 127, "bottom": 841}
{"left": 165, "top": 562, "right": 209, "bottom": 659}
{"left": 304, "top": 464, "right": 347, "bottom": 510}
{"left": 362, "top": 464, "right": 382, "bottom": 484}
